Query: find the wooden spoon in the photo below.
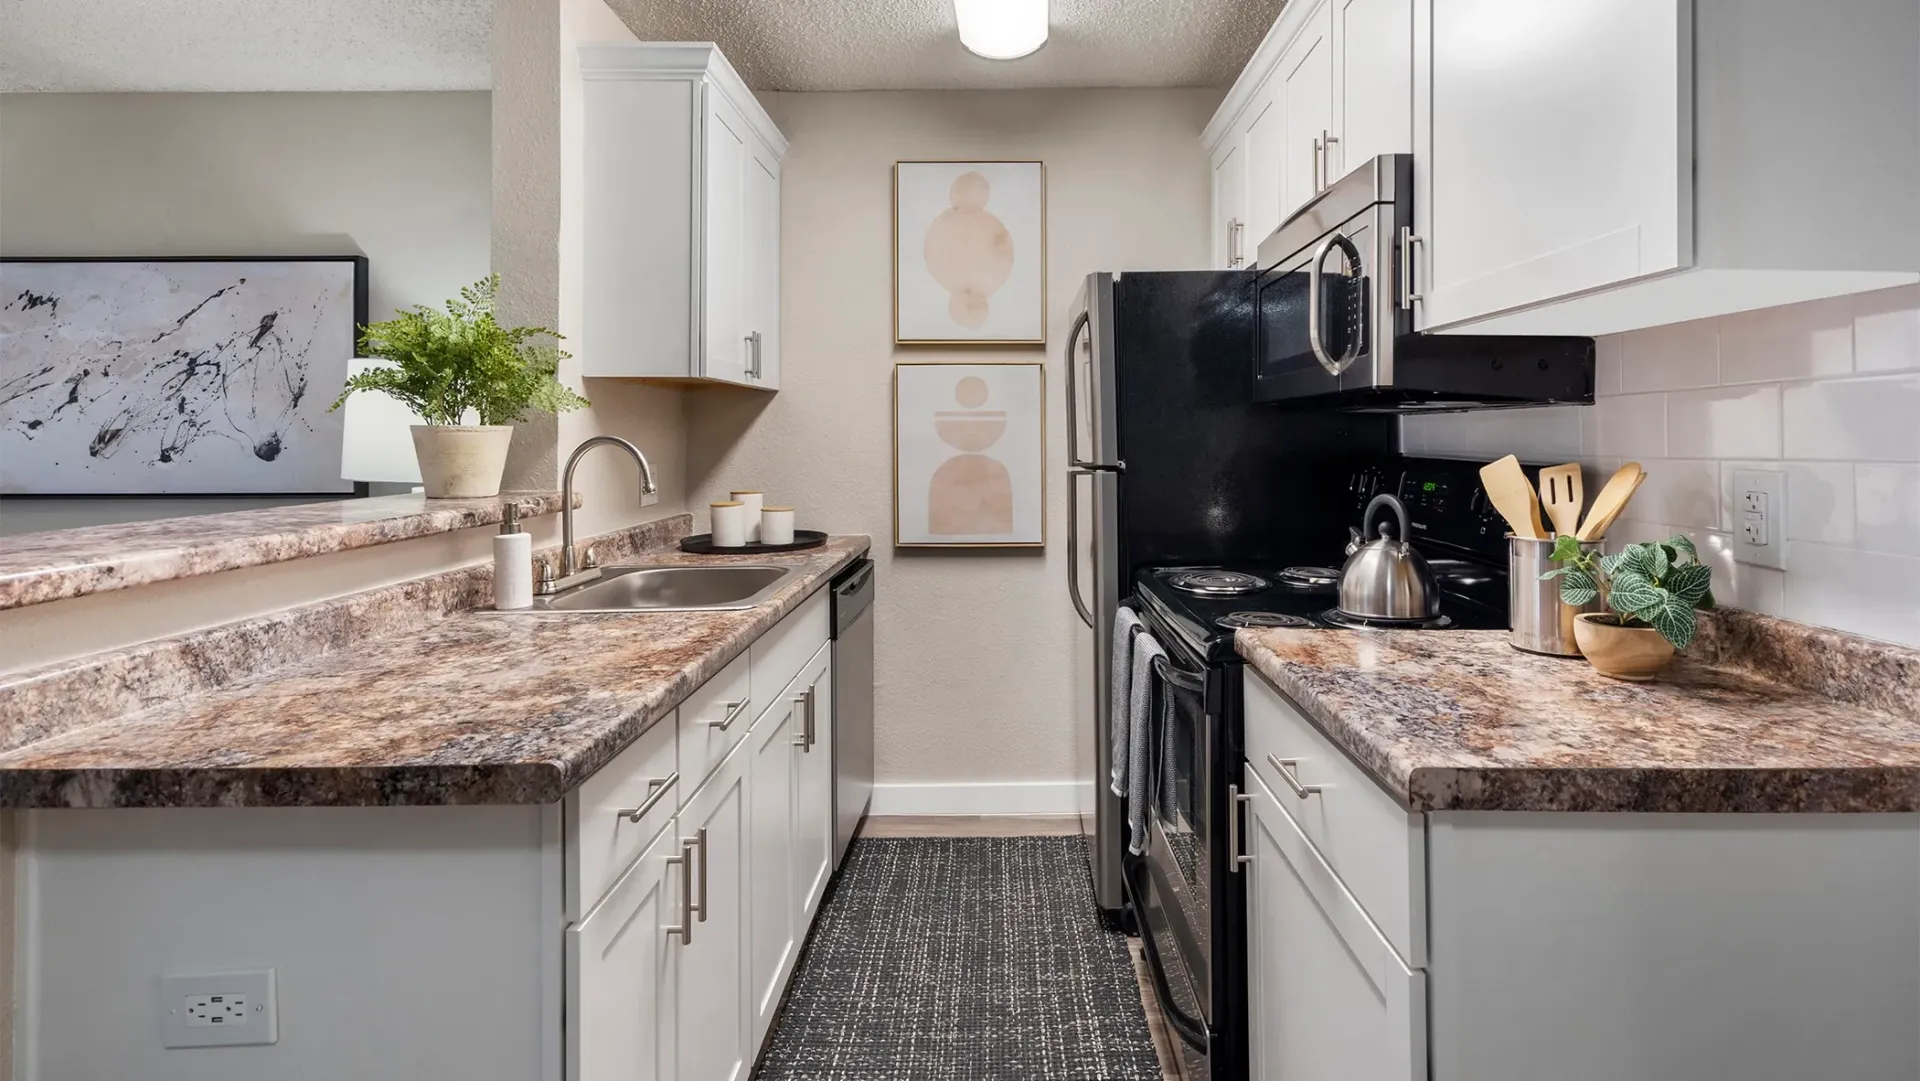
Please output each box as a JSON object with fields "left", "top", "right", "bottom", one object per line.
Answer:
{"left": 1538, "top": 463, "right": 1585, "bottom": 537}
{"left": 1575, "top": 462, "right": 1646, "bottom": 541}
{"left": 1479, "top": 455, "right": 1546, "bottom": 540}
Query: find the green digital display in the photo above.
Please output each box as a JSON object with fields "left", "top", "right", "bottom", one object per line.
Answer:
{"left": 1423, "top": 481, "right": 1438, "bottom": 491}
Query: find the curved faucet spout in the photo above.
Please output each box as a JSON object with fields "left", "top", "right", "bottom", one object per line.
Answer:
{"left": 560, "top": 435, "right": 659, "bottom": 578}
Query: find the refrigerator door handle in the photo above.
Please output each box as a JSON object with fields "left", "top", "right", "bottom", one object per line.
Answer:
{"left": 1064, "top": 309, "right": 1124, "bottom": 474}
{"left": 1067, "top": 467, "right": 1095, "bottom": 628}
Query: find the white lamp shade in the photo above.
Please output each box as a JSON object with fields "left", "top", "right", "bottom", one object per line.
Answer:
{"left": 339, "top": 357, "right": 425, "bottom": 484}
{"left": 955, "top": 0, "right": 1049, "bottom": 60}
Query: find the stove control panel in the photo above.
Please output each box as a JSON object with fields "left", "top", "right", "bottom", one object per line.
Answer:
{"left": 1348, "top": 456, "right": 1517, "bottom": 563}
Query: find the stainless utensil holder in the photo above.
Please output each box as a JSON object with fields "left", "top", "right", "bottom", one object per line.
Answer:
{"left": 1509, "top": 535, "right": 1602, "bottom": 656}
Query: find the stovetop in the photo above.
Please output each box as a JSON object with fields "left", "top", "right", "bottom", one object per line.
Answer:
{"left": 1135, "top": 558, "right": 1507, "bottom": 664}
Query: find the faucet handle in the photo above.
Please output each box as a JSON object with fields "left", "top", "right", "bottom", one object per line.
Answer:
{"left": 582, "top": 545, "right": 600, "bottom": 570}
{"left": 535, "top": 557, "right": 556, "bottom": 594}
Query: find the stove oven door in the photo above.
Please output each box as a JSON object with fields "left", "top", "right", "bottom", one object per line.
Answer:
{"left": 1135, "top": 643, "right": 1219, "bottom": 1067}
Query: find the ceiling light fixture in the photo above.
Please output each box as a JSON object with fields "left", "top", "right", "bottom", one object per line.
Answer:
{"left": 954, "top": 0, "right": 1049, "bottom": 60}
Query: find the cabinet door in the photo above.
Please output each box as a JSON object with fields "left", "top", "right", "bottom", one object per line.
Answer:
{"left": 1244, "top": 768, "right": 1425, "bottom": 1081}
{"left": 1210, "top": 138, "right": 1246, "bottom": 269}
{"left": 676, "top": 741, "right": 751, "bottom": 1081}
{"left": 790, "top": 644, "right": 835, "bottom": 923}
{"left": 745, "top": 695, "right": 798, "bottom": 1051}
{"left": 1333, "top": 0, "right": 1412, "bottom": 175}
{"left": 568, "top": 825, "right": 679, "bottom": 1081}
{"left": 1279, "top": 1, "right": 1335, "bottom": 221}
{"left": 1240, "top": 79, "right": 1285, "bottom": 266}
{"left": 702, "top": 90, "right": 751, "bottom": 385}
{"left": 1413, "top": 0, "right": 1688, "bottom": 329}
{"left": 744, "top": 145, "right": 781, "bottom": 390}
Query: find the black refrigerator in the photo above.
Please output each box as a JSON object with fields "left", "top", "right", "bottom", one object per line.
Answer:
{"left": 1065, "top": 270, "right": 1395, "bottom": 1069}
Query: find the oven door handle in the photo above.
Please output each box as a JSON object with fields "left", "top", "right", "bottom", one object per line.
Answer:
{"left": 1150, "top": 653, "right": 1207, "bottom": 695}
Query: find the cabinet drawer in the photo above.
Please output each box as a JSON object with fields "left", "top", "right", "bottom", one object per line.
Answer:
{"left": 680, "top": 650, "right": 754, "bottom": 790}
{"left": 749, "top": 588, "right": 829, "bottom": 716}
{"left": 1244, "top": 668, "right": 1425, "bottom": 965}
{"left": 569, "top": 710, "right": 679, "bottom": 919}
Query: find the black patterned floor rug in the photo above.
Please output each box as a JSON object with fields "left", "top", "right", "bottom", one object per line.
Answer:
{"left": 753, "top": 836, "right": 1164, "bottom": 1081}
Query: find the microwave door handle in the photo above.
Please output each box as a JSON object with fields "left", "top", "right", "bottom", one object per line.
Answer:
{"left": 1307, "top": 232, "right": 1364, "bottom": 378}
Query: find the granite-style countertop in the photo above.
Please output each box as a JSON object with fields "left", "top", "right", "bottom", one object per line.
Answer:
{"left": 1237, "top": 624, "right": 1920, "bottom": 813}
{"left": 0, "top": 536, "right": 869, "bottom": 807}
{"left": 0, "top": 491, "right": 575, "bottom": 611}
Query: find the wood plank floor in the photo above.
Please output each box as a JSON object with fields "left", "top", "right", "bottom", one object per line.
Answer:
{"left": 857, "top": 815, "right": 1187, "bottom": 1081}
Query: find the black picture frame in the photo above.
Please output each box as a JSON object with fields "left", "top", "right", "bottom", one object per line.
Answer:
{"left": 1, "top": 255, "right": 373, "bottom": 500}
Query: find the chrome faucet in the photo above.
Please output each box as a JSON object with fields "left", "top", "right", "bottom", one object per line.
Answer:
{"left": 550, "top": 435, "right": 659, "bottom": 589}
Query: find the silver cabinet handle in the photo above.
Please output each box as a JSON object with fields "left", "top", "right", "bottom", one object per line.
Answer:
{"left": 1306, "top": 230, "right": 1363, "bottom": 377}
{"left": 1226, "top": 217, "right": 1244, "bottom": 267}
{"left": 1399, "top": 226, "right": 1424, "bottom": 310}
{"left": 702, "top": 698, "right": 751, "bottom": 731}
{"left": 789, "top": 685, "right": 818, "bottom": 750}
{"left": 744, "top": 331, "right": 762, "bottom": 379}
{"left": 1321, "top": 129, "right": 1339, "bottom": 190}
{"left": 791, "top": 693, "right": 809, "bottom": 747}
{"left": 666, "top": 840, "right": 695, "bottom": 944}
{"left": 805, "top": 685, "right": 817, "bottom": 749}
{"left": 1228, "top": 783, "right": 1254, "bottom": 872}
{"left": 1267, "top": 753, "right": 1323, "bottom": 799}
{"left": 690, "top": 826, "right": 709, "bottom": 922}
{"left": 1312, "top": 136, "right": 1324, "bottom": 193}
{"left": 617, "top": 771, "right": 678, "bottom": 823}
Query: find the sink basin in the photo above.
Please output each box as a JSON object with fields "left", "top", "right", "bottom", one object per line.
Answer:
{"left": 528, "top": 565, "right": 793, "bottom": 613}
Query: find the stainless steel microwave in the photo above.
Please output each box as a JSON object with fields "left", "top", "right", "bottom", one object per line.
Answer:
{"left": 1252, "top": 154, "right": 1595, "bottom": 411}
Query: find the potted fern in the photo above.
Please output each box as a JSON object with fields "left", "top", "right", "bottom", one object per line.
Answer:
{"left": 1540, "top": 534, "right": 1715, "bottom": 680}
{"left": 330, "top": 275, "right": 588, "bottom": 498}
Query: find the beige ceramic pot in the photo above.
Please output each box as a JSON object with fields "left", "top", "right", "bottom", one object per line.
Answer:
{"left": 1572, "top": 613, "right": 1675, "bottom": 681}
{"left": 409, "top": 425, "right": 513, "bottom": 498}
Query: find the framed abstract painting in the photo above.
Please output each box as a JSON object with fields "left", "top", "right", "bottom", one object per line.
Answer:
{"left": 893, "top": 361, "right": 1045, "bottom": 548}
{"left": 893, "top": 161, "right": 1046, "bottom": 345}
{"left": 0, "top": 256, "right": 366, "bottom": 496}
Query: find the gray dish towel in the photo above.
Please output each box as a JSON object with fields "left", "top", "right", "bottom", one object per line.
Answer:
{"left": 1110, "top": 607, "right": 1147, "bottom": 798}
{"left": 1126, "top": 630, "right": 1166, "bottom": 857}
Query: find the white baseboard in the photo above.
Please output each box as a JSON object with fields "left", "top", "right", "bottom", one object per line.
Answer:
{"left": 868, "top": 780, "right": 1095, "bottom": 817}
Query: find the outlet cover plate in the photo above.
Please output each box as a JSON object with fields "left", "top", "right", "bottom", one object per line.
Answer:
{"left": 161, "top": 969, "right": 277, "bottom": 1049}
{"left": 1732, "top": 468, "right": 1787, "bottom": 570}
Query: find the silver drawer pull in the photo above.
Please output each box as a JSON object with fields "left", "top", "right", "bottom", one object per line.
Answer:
{"left": 702, "top": 698, "right": 751, "bottom": 731}
{"left": 1228, "top": 783, "right": 1254, "bottom": 872}
{"left": 617, "top": 771, "right": 678, "bottom": 823}
{"left": 1267, "top": 754, "right": 1323, "bottom": 799}
{"left": 665, "top": 840, "right": 694, "bottom": 945}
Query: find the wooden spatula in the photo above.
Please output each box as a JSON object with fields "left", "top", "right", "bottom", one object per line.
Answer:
{"left": 1479, "top": 455, "right": 1546, "bottom": 540}
{"left": 1538, "top": 463, "right": 1585, "bottom": 537}
{"left": 1575, "top": 462, "right": 1646, "bottom": 541}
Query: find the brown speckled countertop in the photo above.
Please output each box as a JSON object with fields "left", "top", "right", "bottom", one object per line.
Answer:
{"left": 1237, "top": 623, "right": 1920, "bottom": 813}
{"left": 0, "top": 491, "right": 575, "bottom": 611}
{"left": 0, "top": 534, "right": 869, "bottom": 807}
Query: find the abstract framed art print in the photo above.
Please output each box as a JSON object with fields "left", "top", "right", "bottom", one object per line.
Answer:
{"left": 893, "top": 361, "right": 1045, "bottom": 548}
{"left": 894, "top": 161, "right": 1046, "bottom": 345}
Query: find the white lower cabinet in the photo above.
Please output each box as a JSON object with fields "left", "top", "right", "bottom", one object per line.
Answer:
{"left": 746, "top": 689, "right": 800, "bottom": 1047}
{"left": 1243, "top": 767, "right": 1425, "bottom": 1081}
{"left": 791, "top": 643, "right": 835, "bottom": 923}
{"left": 569, "top": 826, "right": 682, "bottom": 1081}
{"left": 676, "top": 739, "right": 752, "bottom": 1081}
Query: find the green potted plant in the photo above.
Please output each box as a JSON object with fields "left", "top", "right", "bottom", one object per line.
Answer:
{"left": 1540, "top": 534, "right": 1715, "bottom": 680}
{"left": 330, "top": 275, "right": 588, "bottom": 498}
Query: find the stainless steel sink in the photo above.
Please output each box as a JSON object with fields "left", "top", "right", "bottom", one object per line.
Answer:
{"left": 523, "top": 565, "right": 793, "bottom": 613}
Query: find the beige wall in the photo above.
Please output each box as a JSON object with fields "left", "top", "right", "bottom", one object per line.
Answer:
{"left": 687, "top": 88, "right": 1219, "bottom": 797}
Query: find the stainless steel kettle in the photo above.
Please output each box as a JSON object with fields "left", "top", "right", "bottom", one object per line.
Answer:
{"left": 1337, "top": 494, "right": 1440, "bottom": 621}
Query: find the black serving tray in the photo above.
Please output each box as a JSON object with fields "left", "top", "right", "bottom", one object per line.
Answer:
{"left": 679, "top": 529, "right": 828, "bottom": 555}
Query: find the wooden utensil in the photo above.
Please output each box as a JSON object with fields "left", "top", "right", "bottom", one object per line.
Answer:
{"left": 1479, "top": 455, "right": 1546, "bottom": 540}
{"left": 1538, "top": 463, "right": 1585, "bottom": 537}
{"left": 1575, "top": 462, "right": 1646, "bottom": 541}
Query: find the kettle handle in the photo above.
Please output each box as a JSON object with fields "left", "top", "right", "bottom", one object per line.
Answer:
{"left": 1363, "top": 493, "right": 1411, "bottom": 547}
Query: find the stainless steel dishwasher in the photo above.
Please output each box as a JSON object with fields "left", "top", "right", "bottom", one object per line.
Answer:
{"left": 830, "top": 558, "right": 875, "bottom": 866}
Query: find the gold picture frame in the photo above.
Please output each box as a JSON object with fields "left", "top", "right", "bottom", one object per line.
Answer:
{"left": 892, "top": 361, "right": 1047, "bottom": 548}
{"left": 893, "top": 161, "right": 1048, "bottom": 346}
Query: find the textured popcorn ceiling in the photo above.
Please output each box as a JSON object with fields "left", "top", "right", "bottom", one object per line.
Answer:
{"left": 0, "top": 0, "right": 492, "bottom": 92}
{"left": 0, "top": 0, "right": 1282, "bottom": 93}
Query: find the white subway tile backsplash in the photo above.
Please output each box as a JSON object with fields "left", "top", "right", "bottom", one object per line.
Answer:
{"left": 1619, "top": 319, "right": 1719, "bottom": 392}
{"left": 1666, "top": 385, "right": 1781, "bottom": 460}
{"left": 1595, "top": 335, "right": 1625, "bottom": 396}
{"left": 1624, "top": 460, "right": 1721, "bottom": 531}
{"left": 1718, "top": 296, "right": 1854, "bottom": 384}
{"left": 1781, "top": 542, "right": 1920, "bottom": 648}
{"left": 1782, "top": 375, "right": 1920, "bottom": 461}
{"left": 1594, "top": 393, "right": 1668, "bottom": 458}
{"left": 1853, "top": 285, "right": 1920, "bottom": 374}
{"left": 1854, "top": 464, "right": 1920, "bottom": 557}
{"left": 1734, "top": 565, "right": 1786, "bottom": 617}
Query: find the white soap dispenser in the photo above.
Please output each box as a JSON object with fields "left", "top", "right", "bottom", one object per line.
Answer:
{"left": 493, "top": 502, "right": 533, "bottom": 610}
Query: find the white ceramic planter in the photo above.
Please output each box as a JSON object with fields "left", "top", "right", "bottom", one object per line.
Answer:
{"left": 410, "top": 425, "right": 514, "bottom": 499}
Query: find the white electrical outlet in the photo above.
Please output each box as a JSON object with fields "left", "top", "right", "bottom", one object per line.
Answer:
{"left": 162, "top": 969, "right": 277, "bottom": 1049}
{"left": 1732, "top": 468, "right": 1787, "bottom": 570}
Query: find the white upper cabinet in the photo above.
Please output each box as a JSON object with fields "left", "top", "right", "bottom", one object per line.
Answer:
{"left": 1333, "top": 0, "right": 1413, "bottom": 178}
{"left": 1240, "top": 81, "right": 1285, "bottom": 262}
{"left": 1278, "top": 2, "right": 1335, "bottom": 223}
{"left": 1412, "top": 0, "right": 1919, "bottom": 335}
{"left": 581, "top": 43, "right": 786, "bottom": 388}
{"left": 1210, "top": 138, "right": 1247, "bottom": 269}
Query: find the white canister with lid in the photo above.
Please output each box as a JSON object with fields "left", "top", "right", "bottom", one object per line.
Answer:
{"left": 711, "top": 501, "right": 747, "bottom": 547}
{"left": 761, "top": 506, "right": 796, "bottom": 546}
{"left": 730, "top": 490, "right": 764, "bottom": 542}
